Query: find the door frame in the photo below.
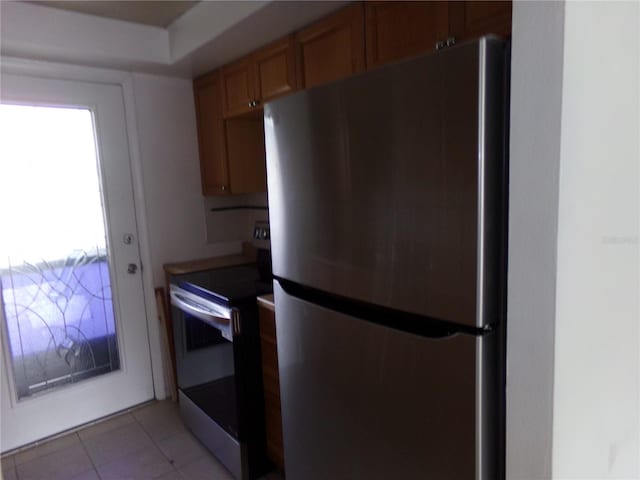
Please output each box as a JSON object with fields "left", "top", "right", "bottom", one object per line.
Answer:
{"left": 0, "top": 57, "right": 167, "bottom": 408}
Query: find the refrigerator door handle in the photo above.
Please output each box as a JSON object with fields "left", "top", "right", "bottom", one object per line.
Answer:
{"left": 275, "top": 277, "right": 493, "bottom": 338}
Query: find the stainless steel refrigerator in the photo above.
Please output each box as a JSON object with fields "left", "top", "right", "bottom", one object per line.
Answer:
{"left": 264, "top": 37, "right": 508, "bottom": 480}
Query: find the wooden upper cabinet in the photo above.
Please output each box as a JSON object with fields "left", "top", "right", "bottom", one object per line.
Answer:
{"left": 222, "top": 36, "right": 297, "bottom": 118}
{"left": 295, "top": 3, "right": 366, "bottom": 89}
{"left": 253, "top": 36, "right": 297, "bottom": 104}
{"left": 448, "top": 1, "right": 512, "bottom": 43}
{"left": 193, "top": 72, "right": 229, "bottom": 195}
{"left": 221, "top": 57, "right": 255, "bottom": 118}
{"left": 365, "top": 1, "right": 449, "bottom": 69}
{"left": 195, "top": 1, "right": 513, "bottom": 197}
{"left": 225, "top": 114, "right": 267, "bottom": 194}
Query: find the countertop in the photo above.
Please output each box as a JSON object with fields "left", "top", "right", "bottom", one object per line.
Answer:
{"left": 163, "top": 243, "right": 257, "bottom": 276}
{"left": 257, "top": 294, "right": 275, "bottom": 311}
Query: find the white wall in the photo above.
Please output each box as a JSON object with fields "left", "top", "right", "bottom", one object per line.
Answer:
{"left": 509, "top": 1, "right": 640, "bottom": 479}
{"left": 130, "top": 73, "right": 241, "bottom": 287}
{"left": 0, "top": 1, "right": 347, "bottom": 78}
{"left": 506, "top": 2, "right": 565, "bottom": 478}
{"left": 0, "top": 1, "right": 169, "bottom": 71}
{"left": 552, "top": 2, "right": 639, "bottom": 477}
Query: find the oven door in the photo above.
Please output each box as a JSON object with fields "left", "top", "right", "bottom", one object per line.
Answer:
{"left": 170, "top": 286, "right": 247, "bottom": 478}
{"left": 170, "top": 286, "right": 239, "bottom": 430}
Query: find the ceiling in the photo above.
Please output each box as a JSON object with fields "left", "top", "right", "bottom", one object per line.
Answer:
{"left": 27, "top": 1, "right": 199, "bottom": 27}
{"left": 3, "top": 1, "right": 347, "bottom": 77}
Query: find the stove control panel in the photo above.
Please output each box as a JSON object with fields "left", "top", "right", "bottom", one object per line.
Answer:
{"left": 252, "top": 221, "right": 270, "bottom": 250}
{"left": 253, "top": 223, "right": 270, "bottom": 240}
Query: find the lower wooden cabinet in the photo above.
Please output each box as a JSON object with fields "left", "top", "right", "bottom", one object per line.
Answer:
{"left": 257, "top": 298, "right": 285, "bottom": 472}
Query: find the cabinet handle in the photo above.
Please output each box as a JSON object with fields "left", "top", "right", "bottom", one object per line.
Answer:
{"left": 248, "top": 101, "right": 253, "bottom": 108}
{"left": 435, "top": 40, "right": 445, "bottom": 51}
{"left": 446, "top": 36, "right": 456, "bottom": 47}
{"left": 221, "top": 185, "right": 227, "bottom": 191}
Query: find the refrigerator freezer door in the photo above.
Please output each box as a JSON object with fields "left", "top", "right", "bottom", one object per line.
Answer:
{"left": 265, "top": 38, "right": 507, "bottom": 328}
{"left": 274, "top": 283, "right": 497, "bottom": 480}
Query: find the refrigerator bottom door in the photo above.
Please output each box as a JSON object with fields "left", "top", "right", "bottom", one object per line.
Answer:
{"left": 275, "top": 283, "right": 496, "bottom": 480}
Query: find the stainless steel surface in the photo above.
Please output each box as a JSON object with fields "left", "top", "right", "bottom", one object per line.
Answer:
{"left": 274, "top": 283, "right": 496, "bottom": 479}
{"left": 179, "top": 390, "right": 247, "bottom": 480}
{"left": 475, "top": 38, "right": 508, "bottom": 340}
{"left": 265, "top": 38, "right": 507, "bottom": 329}
{"left": 127, "top": 263, "right": 137, "bottom": 274}
{"left": 170, "top": 285, "right": 234, "bottom": 342}
{"left": 232, "top": 311, "right": 241, "bottom": 336}
{"left": 251, "top": 220, "right": 271, "bottom": 250}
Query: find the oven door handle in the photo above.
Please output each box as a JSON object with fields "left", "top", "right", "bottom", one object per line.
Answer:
{"left": 170, "top": 290, "right": 232, "bottom": 326}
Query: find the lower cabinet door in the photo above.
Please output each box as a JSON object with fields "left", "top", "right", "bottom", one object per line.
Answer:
{"left": 258, "top": 302, "right": 285, "bottom": 471}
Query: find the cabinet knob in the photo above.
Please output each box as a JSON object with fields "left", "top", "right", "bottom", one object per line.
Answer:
{"left": 435, "top": 40, "right": 445, "bottom": 51}
{"left": 248, "top": 101, "right": 253, "bottom": 108}
{"left": 221, "top": 185, "right": 227, "bottom": 191}
{"left": 446, "top": 36, "right": 456, "bottom": 47}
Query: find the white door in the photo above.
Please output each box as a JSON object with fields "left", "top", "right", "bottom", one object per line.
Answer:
{"left": 0, "top": 73, "right": 154, "bottom": 452}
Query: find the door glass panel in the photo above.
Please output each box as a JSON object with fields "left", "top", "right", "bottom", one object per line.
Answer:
{"left": 0, "top": 104, "right": 120, "bottom": 400}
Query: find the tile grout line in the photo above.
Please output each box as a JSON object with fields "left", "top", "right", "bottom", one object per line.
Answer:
{"left": 134, "top": 403, "right": 221, "bottom": 478}
{"left": 135, "top": 406, "right": 190, "bottom": 478}
{"left": 8, "top": 402, "right": 191, "bottom": 480}
{"left": 11, "top": 432, "right": 96, "bottom": 480}
{"left": 1, "top": 400, "right": 156, "bottom": 459}
{"left": 133, "top": 408, "right": 185, "bottom": 477}
{"left": 77, "top": 432, "right": 103, "bottom": 480}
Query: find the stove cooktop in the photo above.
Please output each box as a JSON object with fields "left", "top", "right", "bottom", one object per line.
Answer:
{"left": 175, "top": 264, "right": 273, "bottom": 307}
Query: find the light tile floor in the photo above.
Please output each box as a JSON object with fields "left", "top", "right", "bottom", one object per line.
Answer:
{"left": 0, "top": 401, "right": 284, "bottom": 480}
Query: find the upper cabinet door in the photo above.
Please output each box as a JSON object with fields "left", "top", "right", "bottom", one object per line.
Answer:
{"left": 221, "top": 57, "right": 255, "bottom": 118}
{"left": 295, "top": 3, "right": 366, "bottom": 89}
{"left": 226, "top": 115, "right": 267, "bottom": 195}
{"left": 448, "top": 1, "right": 512, "bottom": 43}
{"left": 193, "top": 72, "right": 229, "bottom": 195}
{"left": 365, "top": 1, "right": 449, "bottom": 69}
{"left": 254, "top": 36, "right": 297, "bottom": 104}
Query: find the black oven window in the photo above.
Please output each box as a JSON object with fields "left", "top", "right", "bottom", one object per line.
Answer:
{"left": 184, "top": 315, "right": 227, "bottom": 351}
